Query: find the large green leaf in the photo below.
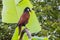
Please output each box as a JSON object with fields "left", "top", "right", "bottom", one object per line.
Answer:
{"left": 16, "top": 0, "right": 41, "bottom": 33}
{"left": 2, "top": 0, "right": 41, "bottom": 33}
{"left": 11, "top": 27, "right": 19, "bottom": 40}
{"left": 2, "top": 0, "right": 18, "bottom": 23}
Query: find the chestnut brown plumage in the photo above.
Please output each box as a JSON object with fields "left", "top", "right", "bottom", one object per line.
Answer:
{"left": 17, "top": 7, "right": 31, "bottom": 37}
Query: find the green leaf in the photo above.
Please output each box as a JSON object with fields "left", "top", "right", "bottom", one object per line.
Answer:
{"left": 17, "top": 0, "right": 41, "bottom": 33}
{"left": 2, "top": 0, "right": 41, "bottom": 33}
{"left": 23, "top": 33, "right": 29, "bottom": 40}
{"left": 2, "top": 0, "right": 18, "bottom": 23}
{"left": 11, "top": 27, "right": 19, "bottom": 40}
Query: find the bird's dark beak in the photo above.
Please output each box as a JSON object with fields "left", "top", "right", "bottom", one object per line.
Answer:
{"left": 29, "top": 9, "right": 31, "bottom": 12}
{"left": 32, "top": 8, "right": 34, "bottom": 10}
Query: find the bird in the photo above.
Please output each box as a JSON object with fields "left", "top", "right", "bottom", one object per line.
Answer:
{"left": 17, "top": 7, "right": 31, "bottom": 39}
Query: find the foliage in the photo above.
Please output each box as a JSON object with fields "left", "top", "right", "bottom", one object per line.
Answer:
{"left": 30, "top": 0, "right": 60, "bottom": 40}
{"left": 0, "top": 0, "right": 60, "bottom": 40}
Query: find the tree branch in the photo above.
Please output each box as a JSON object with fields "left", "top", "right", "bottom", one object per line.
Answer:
{"left": 19, "top": 28, "right": 32, "bottom": 40}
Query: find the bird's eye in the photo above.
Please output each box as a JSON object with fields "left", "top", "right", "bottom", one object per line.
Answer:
{"left": 27, "top": 9, "right": 29, "bottom": 11}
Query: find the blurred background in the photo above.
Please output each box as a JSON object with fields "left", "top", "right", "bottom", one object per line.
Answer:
{"left": 0, "top": 0, "right": 60, "bottom": 40}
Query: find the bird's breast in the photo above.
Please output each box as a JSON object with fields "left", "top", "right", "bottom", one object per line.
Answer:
{"left": 18, "top": 12, "right": 30, "bottom": 26}
{"left": 23, "top": 12, "right": 30, "bottom": 19}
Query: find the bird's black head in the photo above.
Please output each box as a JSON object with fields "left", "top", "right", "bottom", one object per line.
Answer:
{"left": 24, "top": 7, "right": 31, "bottom": 12}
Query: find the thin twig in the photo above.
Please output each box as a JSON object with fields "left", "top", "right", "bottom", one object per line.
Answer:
{"left": 25, "top": 28, "right": 32, "bottom": 40}
{"left": 19, "top": 28, "right": 32, "bottom": 40}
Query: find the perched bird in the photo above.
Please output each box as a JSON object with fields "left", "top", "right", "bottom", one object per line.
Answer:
{"left": 17, "top": 7, "right": 31, "bottom": 36}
